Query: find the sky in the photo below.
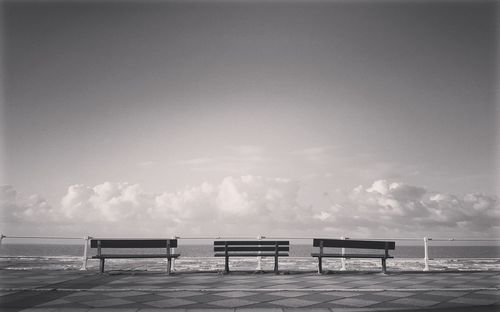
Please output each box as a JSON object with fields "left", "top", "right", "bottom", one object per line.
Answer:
{"left": 1, "top": 0, "right": 498, "bottom": 240}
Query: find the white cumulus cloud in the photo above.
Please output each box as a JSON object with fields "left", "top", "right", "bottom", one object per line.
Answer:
{"left": 315, "top": 180, "right": 499, "bottom": 237}
{"left": 1, "top": 178, "right": 498, "bottom": 238}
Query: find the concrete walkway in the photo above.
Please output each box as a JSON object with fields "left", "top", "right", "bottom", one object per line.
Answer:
{"left": 1, "top": 269, "right": 499, "bottom": 311}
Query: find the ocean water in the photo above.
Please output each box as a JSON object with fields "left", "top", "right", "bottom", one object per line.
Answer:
{"left": 0, "top": 243, "right": 499, "bottom": 272}
{"left": 1, "top": 243, "right": 499, "bottom": 258}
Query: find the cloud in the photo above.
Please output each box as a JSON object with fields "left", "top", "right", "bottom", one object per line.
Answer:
{"left": 0, "top": 185, "right": 55, "bottom": 224}
{"left": 0, "top": 176, "right": 307, "bottom": 236}
{"left": 1, "top": 179, "right": 498, "bottom": 238}
{"left": 331, "top": 180, "right": 499, "bottom": 236}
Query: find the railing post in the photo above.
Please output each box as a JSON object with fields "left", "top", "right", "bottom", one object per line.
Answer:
{"left": 80, "top": 235, "right": 90, "bottom": 271}
{"left": 423, "top": 236, "right": 431, "bottom": 271}
{"left": 256, "top": 234, "right": 264, "bottom": 271}
{"left": 171, "top": 235, "right": 177, "bottom": 272}
{"left": 340, "top": 236, "right": 347, "bottom": 271}
{"left": 0, "top": 234, "right": 5, "bottom": 246}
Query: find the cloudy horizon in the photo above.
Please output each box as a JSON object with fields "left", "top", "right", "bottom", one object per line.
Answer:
{"left": 1, "top": 0, "right": 498, "bottom": 239}
{"left": 1, "top": 177, "right": 499, "bottom": 239}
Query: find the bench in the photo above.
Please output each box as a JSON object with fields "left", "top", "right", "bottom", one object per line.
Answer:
{"left": 214, "top": 240, "right": 289, "bottom": 274}
{"left": 311, "top": 238, "right": 395, "bottom": 274}
{"left": 90, "top": 239, "right": 180, "bottom": 274}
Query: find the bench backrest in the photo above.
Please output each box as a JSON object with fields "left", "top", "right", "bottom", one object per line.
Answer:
{"left": 214, "top": 240, "right": 289, "bottom": 255}
{"left": 90, "top": 239, "right": 177, "bottom": 249}
{"left": 313, "top": 239, "right": 395, "bottom": 250}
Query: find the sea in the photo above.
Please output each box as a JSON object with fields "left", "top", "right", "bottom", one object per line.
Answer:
{"left": 1, "top": 244, "right": 499, "bottom": 272}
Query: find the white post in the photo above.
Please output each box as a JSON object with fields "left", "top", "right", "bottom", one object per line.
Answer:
{"left": 256, "top": 234, "right": 263, "bottom": 271}
{"left": 80, "top": 235, "right": 90, "bottom": 271}
{"left": 171, "top": 235, "right": 177, "bottom": 272}
{"left": 340, "top": 236, "right": 347, "bottom": 271}
{"left": 423, "top": 236, "right": 430, "bottom": 272}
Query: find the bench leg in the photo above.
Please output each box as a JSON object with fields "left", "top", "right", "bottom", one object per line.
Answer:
{"left": 167, "top": 258, "right": 172, "bottom": 275}
{"left": 318, "top": 257, "right": 323, "bottom": 274}
{"left": 381, "top": 258, "right": 387, "bottom": 274}
{"left": 274, "top": 256, "right": 278, "bottom": 274}
{"left": 225, "top": 256, "right": 229, "bottom": 273}
{"left": 100, "top": 258, "right": 105, "bottom": 274}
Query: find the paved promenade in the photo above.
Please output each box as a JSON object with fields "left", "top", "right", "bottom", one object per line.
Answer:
{"left": 1, "top": 269, "right": 499, "bottom": 311}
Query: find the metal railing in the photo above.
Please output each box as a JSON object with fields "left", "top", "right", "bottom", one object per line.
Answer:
{"left": 0, "top": 234, "right": 498, "bottom": 272}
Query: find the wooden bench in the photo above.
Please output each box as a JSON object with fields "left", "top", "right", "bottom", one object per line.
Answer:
{"left": 90, "top": 239, "right": 180, "bottom": 274}
{"left": 214, "top": 240, "right": 289, "bottom": 274}
{"left": 311, "top": 238, "right": 395, "bottom": 274}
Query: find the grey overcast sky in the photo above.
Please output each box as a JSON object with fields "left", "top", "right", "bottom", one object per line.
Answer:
{"left": 1, "top": 0, "right": 498, "bottom": 238}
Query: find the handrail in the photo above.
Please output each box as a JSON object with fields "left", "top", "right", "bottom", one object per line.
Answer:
{"left": 3, "top": 235, "right": 498, "bottom": 241}
{"left": 1, "top": 233, "right": 498, "bottom": 272}
{"left": 1, "top": 235, "right": 83, "bottom": 240}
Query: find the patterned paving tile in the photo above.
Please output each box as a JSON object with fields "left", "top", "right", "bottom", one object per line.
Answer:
{"left": 89, "top": 309, "right": 138, "bottom": 312}
{"left": 19, "top": 309, "right": 85, "bottom": 312}
{"left": 411, "top": 293, "right": 461, "bottom": 302}
{"left": 121, "top": 294, "right": 167, "bottom": 303}
{"left": 215, "top": 291, "right": 256, "bottom": 298}
{"left": 449, "top": 297, "right": 500, "bottom": 305}
{"left": 267, "top": 291, "right": 309, "bottom": 298}
{"left": 3, "top": 270, "right": 500, "bottom": 310}
{"left": 353, "top": 293, "right": 398, "bottom": 303}
{"left": 183, "top": 294, "right": 228, "bottom": 303}
{"left": 347, "top": 279, "right": 382, "bottom": 285}
{"left": 236, "top": 308, "right": 282, "bottom": 312}
{"left": 221, "top": 279, "right": 255, "bottom": 284}
{"left": 475, "top": 290, "right": 500, "bottom": 296}
{"left": 63, "top": 292, "right": 94, "bottom": 298}
{"left": 241, "top": 293, "right": 287, "bottom": 303}
{"left": 448, "top": 283, "right": 477, "bottom": 288}
{"left": 36, "top": 299, "right": 72, "bottom": 307}
{"left": 157, "top": 291, "right": 204, "bottom": 298}
{"left": 139, "top": 309, "right": 187, "bottom": 312}
{"left": 145, "top": 298, "right": 196, "bottom": 308}
{"left": 389, "top": 297, "right": 440, "bottom": 307}
{"left": 432, "top": 279, "right": 462, "bottom": 284}
{"left": 209, "top": 298, "right": 258, "bottom": 308}
{"left": 431, "top": 301, "right": 476, "bottom": 309}
{"left": 63, "top": 294, "right": 112, "bottom": 303}
{"left": 403, "top": 284, "right": 440, "bottom": 289}
{"left": 106, "top": 291, "right": 149, "bottom": 297}
{"left": 82, "top": 298, "right": 135, "bottom": 308}
{"left": 372, "top": 291, "right": 416, "bottom": 298}
{"left": 421, "top": 290, "right": 470, "bottom": 297}
{"left": 184, "top": 302, "right": 235, "bottom": 309}
{"left": 184, "top": 275, "right": 218, "bottom": 280}
{"left": 261, "top": 284, "right": 297, "bottom": 290}
{"left": 283, "top": 308, "right": 331, "bottom": 312}
{"left": 175, "top": 284, "right": 212, "bottom": 289}
{"left": 298, "top": 292, "right": 344, "bottom": 302}
{"left": 321, "top": 291, "right": 361, "bottom": 298}
{"left": 307, "top": 279, "right": 339, "bottom": 285}
{"left": 330, "top": 297, "right": 378, "bottom": 307}
{"left": 269, "top": 298, "right": 318, "bottom": 307}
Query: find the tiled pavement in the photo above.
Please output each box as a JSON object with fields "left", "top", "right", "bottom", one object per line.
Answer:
{"left": 0, "top": 270, "right": 499, "bottom": 311}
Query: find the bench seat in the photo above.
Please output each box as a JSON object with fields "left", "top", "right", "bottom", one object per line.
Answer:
{"left": 312, "top": 238, "right": 395, "bottom": 274}
{"left": 90, "top": 238, "right": 179, "bottom": 274}
{"left": 214, "top": 240, "right": 289, "bottom": 274}
{"left": 93, "top": 253, "right": 180, "bottom": 259}
{"left": 215, "top": 253, "right": 289, "bottom": 257}
{"left": 311, "top": 253, "right": 394, "bottom": 259}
